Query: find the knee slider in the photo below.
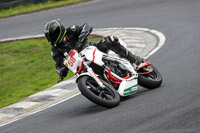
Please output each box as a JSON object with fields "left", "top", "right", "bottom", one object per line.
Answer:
{"left": 104, "top": 36, "right": 119, "bottom": 49}
{"left": 108, "top": 36, "right": 119, "bottom": 43}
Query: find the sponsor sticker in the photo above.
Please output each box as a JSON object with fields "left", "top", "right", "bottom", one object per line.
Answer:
{"left": 123, "top": 84, "right": 138, "bottom": 95}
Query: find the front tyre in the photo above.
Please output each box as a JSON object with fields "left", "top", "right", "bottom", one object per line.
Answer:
{"left": 77, "top": 76, "right": 120, "bottom": 108}
{"left": 138, "top": 64, "right": 162, "bottom": 89}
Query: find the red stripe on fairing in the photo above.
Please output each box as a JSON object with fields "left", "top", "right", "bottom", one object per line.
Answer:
{"left": 75, "top": 61, "right": 85, "bottom": 75}
{"left": 92, "top": 48, "right": 97, "bottom": 62}
{"left": 69, "top": 50, "right": 77, "bottom": 57}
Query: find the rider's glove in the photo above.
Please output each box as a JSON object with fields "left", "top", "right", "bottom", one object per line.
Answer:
{"left": 56, "top": 67, "right": 68, "bottom": 79}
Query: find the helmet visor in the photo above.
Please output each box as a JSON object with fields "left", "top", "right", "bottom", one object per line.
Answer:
{"left": 45, "top": 27, "right": 60, "bottom": 46}
{"left": 45, "top": 34, "right": 53, "bottom": 45}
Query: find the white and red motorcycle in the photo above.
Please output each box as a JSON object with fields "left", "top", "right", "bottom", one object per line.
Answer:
{"left": 60, "top": 39, "right": 162, "bottom": 108}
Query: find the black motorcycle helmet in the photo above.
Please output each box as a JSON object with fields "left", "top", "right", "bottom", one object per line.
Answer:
{"left": 44, "top": 19, "right": 67, "bottom": 47}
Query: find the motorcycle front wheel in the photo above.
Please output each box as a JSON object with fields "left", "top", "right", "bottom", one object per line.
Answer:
{"left": 77, "top": 76, "right": 120, "bottom": 108}
{"left": 138, "top": 64, "right": 162, "bottom": 89}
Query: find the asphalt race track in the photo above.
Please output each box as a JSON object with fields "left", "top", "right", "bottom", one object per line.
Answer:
{"left": 0, "top": 0, "right": 200, "bottom": 132}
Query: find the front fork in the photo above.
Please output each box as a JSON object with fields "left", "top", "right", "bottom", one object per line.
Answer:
{"left": 77, "top": 61, "right": 106, "bottom": 88}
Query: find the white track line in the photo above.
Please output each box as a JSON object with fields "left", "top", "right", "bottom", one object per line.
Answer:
{"left": 0, "top": 93, "right": 81, "bottom": 128}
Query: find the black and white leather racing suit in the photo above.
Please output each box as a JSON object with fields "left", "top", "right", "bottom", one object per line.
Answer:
{"left": 51, "top": 23, "right": 142, "bottom": 78}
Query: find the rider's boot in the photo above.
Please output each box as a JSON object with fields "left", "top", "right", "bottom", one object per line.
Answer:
{"left": 108, "top": 36, "right": 143, "bottom": 66}
{"left": 97, "top": 36, "right": 144, "bottom": 67}
{"left": 116, "top": 44, "right": 142, "bottom": 66}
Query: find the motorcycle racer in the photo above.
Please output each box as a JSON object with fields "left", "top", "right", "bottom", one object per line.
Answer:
{"left": 44, "top": 19, "right": 143, "bottom": 79}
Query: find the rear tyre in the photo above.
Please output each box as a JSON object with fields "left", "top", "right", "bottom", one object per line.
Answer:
{"left": 138, "top": 64, "right": 162, "bottom": 89}
{"left": 77, "top": 76, "right": 120, "bottom": 108}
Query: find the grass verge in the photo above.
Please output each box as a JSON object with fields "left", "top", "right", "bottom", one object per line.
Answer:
{"left": 0, "top": 35, "right": 102, "bottom": 108}
{"left": 0, "top": 0, "right": 91, "bottom": 18}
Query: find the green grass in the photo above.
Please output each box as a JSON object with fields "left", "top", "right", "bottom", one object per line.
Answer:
{"left": 0, "top": 35, "right": 101, "bottom": 108}
{"left": 0, "top": 0, "right": 90, "bottom": 18}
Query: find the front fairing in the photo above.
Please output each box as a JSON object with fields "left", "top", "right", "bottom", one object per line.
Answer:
{"left": 80, "top": 46, "right": 105, "bottom": 66}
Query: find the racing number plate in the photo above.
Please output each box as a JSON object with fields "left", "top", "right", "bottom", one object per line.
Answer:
{"left": 64, "top": 50, "right": 81, "bottom": 73}
{"left": 65, "top": 50, "right": 77, "bottom": 67}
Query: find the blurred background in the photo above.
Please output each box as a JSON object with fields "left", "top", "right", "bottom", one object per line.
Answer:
{"left": 0, "top": 0, "right": 56, "bottom": 9}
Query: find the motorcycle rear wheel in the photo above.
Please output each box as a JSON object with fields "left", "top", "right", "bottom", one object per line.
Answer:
{"left": 138, "top": 64, "right": 162, "bottom": 89}
{"left": 77, "top": 76, "right": 120, "bottom": 108}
